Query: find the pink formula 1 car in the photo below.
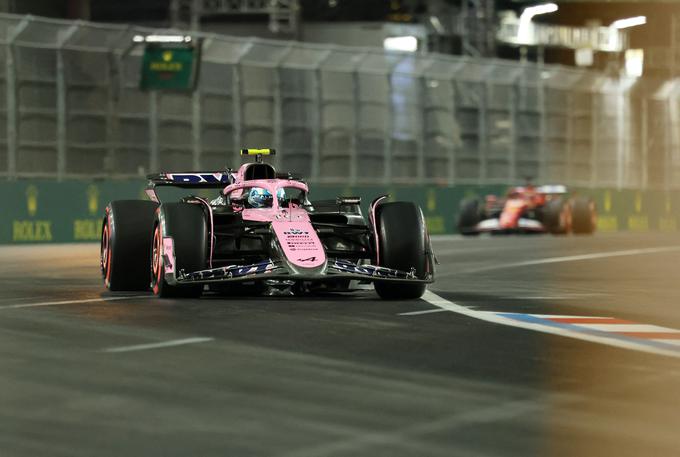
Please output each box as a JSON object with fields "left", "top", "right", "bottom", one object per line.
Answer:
{"left": 457, "top": 185, "right": 597, "bottom": 235}
{"left": 101, "top": 149, "right": 435, "bottom": 299}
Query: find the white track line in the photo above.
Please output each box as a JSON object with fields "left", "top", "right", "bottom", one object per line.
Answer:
{"left": 0, "top": 295, "right": 151, "bottom": 310}
{"left": 398, "top": 308, "right": 449, "bottom": 316}
{"left": 103, "top": 337, "right": 214, "bottom": 353}
{"left": 442, "top": 246, "right": 680, "bottom": 276}
{"left": 578, "top": 324, "right": 679, "bottom": 333}
{"left": 422, "top": 290, "right": 680, "bottom": 359}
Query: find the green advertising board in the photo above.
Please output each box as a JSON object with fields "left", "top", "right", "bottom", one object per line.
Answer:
{"left": 140, "top": 44, "right": 200, "bottom": 91}
{"left": 2, "top": 180, "right": 680, "bottom": 244}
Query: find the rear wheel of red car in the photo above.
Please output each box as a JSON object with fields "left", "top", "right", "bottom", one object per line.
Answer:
{"left": 572, "top": 197, "right": 597, "bottom": 234}
{"left": 544, "top": 198, "right": 572, "bottom": 235}
{"left": 101, "top": 200, "right": 158, "bottom": 291}
{"left": 151, "top": 203, "right": 207, "bottom": 298}
{"left": 373, "top": 202, "right": 428, "bottom": 300}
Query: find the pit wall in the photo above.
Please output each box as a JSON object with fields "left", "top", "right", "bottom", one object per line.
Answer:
{"left": 1, "top": 180, "right": 679, "bottom": 244}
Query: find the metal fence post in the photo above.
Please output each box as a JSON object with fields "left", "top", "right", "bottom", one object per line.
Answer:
{"left": 590, "top": 91, "right": 598, "bottom": 188}
{"left": 149, "top": 90, "right": 159, "bottom": 172}
{"left": 6, "top": 17, "right": 29, "bottom": 180}
{"left": 537, "top": 68, "right": 547, "bottom": 183}
{"left": 384, "top": 69, "right": 393, "bottom": 185}
{"left": 616, "top": 88, "right": 625, "bottom": 190}
{"left": 565, "top": 91, "right": 574, "bottom": 185}
{"left": 448, "top": 76, "right": 456, "bottom": 186}
{"left": 273, "top": 45, "right": 293, "bottom": 171}
{"left": 665, "top": 101, "right": 672, "bottom": 191}
{"left": 479, "top": 81, "right": 490, "bottom": 184}
{"left": 231, "top": 40, "right": 254, "bottom": 161}
{"left": 191, "top": 36, "right": 211, "bottom": 170}
{"left": 641, "top": 97, "right": 648, "bottom": 190}
{"left": 417, "top": 60, "right": 435, "bottom": 184}
{"left": 192, "top": 86, "right": 201, "bottom": 170}
{"left": 509, "top": 75, "right": 518, "bottom": 184}
{"left": 350, "top": 53, "right": 367, "bottom": 187}
{"left": 448, "top": 61, "right": 466, "bottom": 186}
{"left": 312, "top": 50, "right": 332, "bottom": 184}
{"left": 56, "top": 24, "right": 78, "bottom": 181}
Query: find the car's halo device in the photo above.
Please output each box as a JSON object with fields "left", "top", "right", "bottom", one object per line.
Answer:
{"left": 100, "top": 148, "right": 435, "bottom": 300}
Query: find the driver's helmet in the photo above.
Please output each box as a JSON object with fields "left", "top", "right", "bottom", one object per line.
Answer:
{"left": 247, "top": 187, "right": 286, "bottom": 208}
{"left": 247, "top": 187, "right": 273, "bottom": 208}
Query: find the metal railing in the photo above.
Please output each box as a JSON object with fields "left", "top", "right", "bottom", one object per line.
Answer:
{"left": 0, "top": 13, "right": 678, "bottom": 190}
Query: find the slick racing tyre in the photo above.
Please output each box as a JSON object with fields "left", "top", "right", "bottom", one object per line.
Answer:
{"left": 457, "top": 199, "right": 483, "bottom": 236}
{"left": 571, "top": 197, "right": 597, "bottom": 234}
{"left": 101, "top": 200, "right": 158, "bottom": 291}
{"left": 544, "top": 198, "right": 572, "bottom": 235}
{"left": 373, "top": 202, "right": 428, "bottom": 300}
{"left": 151, "top": 203, "right": 207, "bottom": 298}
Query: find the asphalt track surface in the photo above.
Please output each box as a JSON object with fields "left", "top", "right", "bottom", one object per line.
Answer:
{"left": 2, "top": 232, "right": 680, "bottom": 457}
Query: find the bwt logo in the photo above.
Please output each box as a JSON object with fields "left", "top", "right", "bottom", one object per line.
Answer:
{"left": 285, "top": 228, "right": 307, "bottom": 235}
{"left": 168, "top": 173, "right": 231, "bottom": 184}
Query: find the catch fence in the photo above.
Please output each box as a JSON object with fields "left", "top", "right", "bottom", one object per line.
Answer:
{"left": 0, "top": 13, "right": 678, "bottom": 189}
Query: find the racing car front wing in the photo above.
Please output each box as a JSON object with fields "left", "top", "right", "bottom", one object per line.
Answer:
{"left": 170, "top": 258, "right": 433, "bottom": 285}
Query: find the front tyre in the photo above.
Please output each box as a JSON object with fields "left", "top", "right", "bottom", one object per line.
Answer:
{"left": 151, "top": 203, "right": 207, "bottom": 298}
{"left": 101, "top": 200, "right": 158, "bottom": 291}
{"left": 373, "top": 202, "right": 428, "bottom": 300}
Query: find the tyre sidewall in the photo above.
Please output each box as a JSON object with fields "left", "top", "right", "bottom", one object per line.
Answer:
{"left": 374, "top": 202, "right": 428, "bottom": 299}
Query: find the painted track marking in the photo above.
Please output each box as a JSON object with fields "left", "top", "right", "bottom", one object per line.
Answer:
{"left": 0, "top": 295, "right": 151, "bottom": 310}
{"left": 103, "top": 337, "right": 214, "bottom": 353}
{"left": 422, "top": 291, "right": 680, "bottom": 359}
{"left": 398, "top": 308, "right": 448, "bottom": 316}
{"left": 440, "top": 246, "right": 680, "bottom": 276}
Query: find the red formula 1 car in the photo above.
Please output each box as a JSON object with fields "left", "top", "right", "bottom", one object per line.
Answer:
{"left": 457, "top": 185, "right": 597, "bottom": 235}
{"left": 100, "top": 149, "right": 435, "bottom": 299}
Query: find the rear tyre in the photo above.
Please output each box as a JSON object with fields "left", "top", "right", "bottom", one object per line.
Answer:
{"left": 457, "top": 199, "right": 483, "bottom": 236}
{"left": 543, "top": 198, "right": 572, "bottom": 235}
{"left": 571, "top": 197, "right": 597, "bottom": 234}
{"left": 151, "top": 203, "right": 207, "bottom": 298}
{"left": 101, "top": 200, "right": 158, "bottom": 291}
{"left": 373, "top": 202, "right": 428, "bottom": 300}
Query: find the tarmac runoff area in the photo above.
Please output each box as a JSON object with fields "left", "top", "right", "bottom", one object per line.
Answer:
{"left": 1, "top": 232, "right": 680, "bottom": 456}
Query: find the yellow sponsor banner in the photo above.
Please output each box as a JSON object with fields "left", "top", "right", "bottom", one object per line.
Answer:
{"left": 74, "top": 219, "right": 101, "bottom": 241}
{"left": 425, "top": 216, "right": 445, "bottom": 234}
{"left": 627, "top": 215, "right": 649, "bottom": 232}
{"left": 658, "top": 216, "right": 677, "bottom": 232}
{"left": 597, "top": 215, "right": 618, "bottom": 232}
{"left": 149, "top": 61, "right": 183, "bottom": 72}
{"left": 13, "top": 220, "right": 53, "bottom": 242}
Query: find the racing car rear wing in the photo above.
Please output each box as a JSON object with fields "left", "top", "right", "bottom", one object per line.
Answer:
{"left": 146, "top": 172, "right": 235, "bottom": 188}
{"left": 536, "top": 185, "right": 567, "bottom": 194}
{"left": 145, "top": 171, "right": 236, "bottom": 203}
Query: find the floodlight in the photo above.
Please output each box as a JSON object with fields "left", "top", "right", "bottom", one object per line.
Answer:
{"left": 517, "top": 3, "right": 558, "bottom": 44}
{"left": 384, "top": 36, "right": 418, "bottom": 52}
{"left": 521, "top": 3, "right": 559, "bottom": 20}
{"left": 133, "top": 35, "right": 193, "bottom": 43}
{"left": 611, "top": 16, "right": 647, "bottom": 30}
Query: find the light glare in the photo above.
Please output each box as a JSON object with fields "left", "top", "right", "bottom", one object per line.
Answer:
{"left": 517, "top": 3, "right": 559, "bottom": 44}
{"left": 612, "top": 16, "right": 647, "bottom": 30}
{"left": 133, "top": 35, "right": 192, "bottom": 43}
{"left": 384, "top": 36, "right": 418, "bottom": 52}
